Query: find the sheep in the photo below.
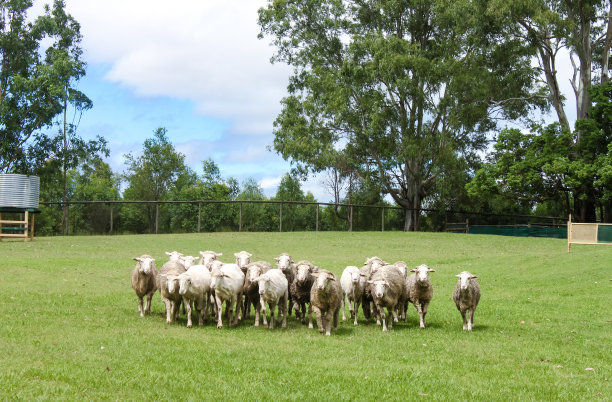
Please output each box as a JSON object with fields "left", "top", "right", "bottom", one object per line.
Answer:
{"left": 340, "top": 265, "right": 366, "bottom": 325}
{"left": 243, "top": 261, "right": 272, "bottom": 326}
{"left": 406, "top": 264, "right": 435, "bottom": 329}
{"left": 157, "top": 260, "right": 186, "bottom": 324}
{"left": 179, "top": 255, "right": 198, "bottom": 270}
{"left": 453, "top": 271, "right": 481, "bottom": 331}
{"left": 178, "top": 265, "right": 211, "bottom": 328}
{"left": 131, "top": 255, "right": 158, "bottom": 317}
{"left": 393, "top": 261, "right": 408, "bottom": 278}
{"left": 165, "top": 251, "right": 184, "bottom": 263}
{"left": 359, "top": 262, "right": 378, "bottom": 321}
{"left": 366, "top": 265, "right": 406, "bottom": 331}
{"left": 275, "top": 253, "right": 296, "bottom": 316}
{"left": 234, "top": 251, "right": 253, "bottom": 273}
{"left": 209, "top": 260, "right": 245, "bottom": 328}
{"left": 199, "top": 250, "right": 223, "bottom": 270}
{"left": 255, "top": 269, "right": 289, "bottom": 329}
{"left": 310, "top": 269, "right": 342, "bottom": 336}
{"left": 290, "top": 260, "right": 318, "bottom": 327}
{"left": 363, "top": 256, "right": 387, "bottom": 274}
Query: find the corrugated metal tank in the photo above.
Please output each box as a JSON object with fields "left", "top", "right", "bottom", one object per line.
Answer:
{"left": 0, "top": 174, "right": 40, "bottom": 208}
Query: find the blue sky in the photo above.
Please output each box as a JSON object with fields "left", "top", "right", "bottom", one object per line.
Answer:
{"left": 38, "top": 0, "right": 331, "bottom": 201}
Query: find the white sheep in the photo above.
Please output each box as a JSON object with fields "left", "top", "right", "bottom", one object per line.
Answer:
{"left": 158, "top": 260, "right": 186, "bottom": 324}
{"left": 178, "top": 265, "right": 211, "bottom": 328}
{"left": 406, "top": 264, "right": 435, "bottom": 329}
{"left": 364, "top": 256, "right": 387, "bottom": 273}
{"left": 255, "top": 269, "right": 289, "bottom": 329}
{"left": 131, "top": 255, "right": 158, "bottom": 317}
{"left": 244, "top": 261, "right": 272, "bottom": 326}
{"left": 340, "top": 265, "right": 366, "bottom": 325}
{"left": 165, "top": 250, "right": 184, "bottom": 263}
{"left": 310, "top": 269, "right": 342, "bottom": 336}
{"left": 199, "top": 250, "right": 223, "bottom": 270}
{"left": 275, "top": 253, "right": 296, "bottom": 316}
{"left": 209, "top": 260, "right": 245, "bottom": 328}
{"left": 291, "top": 260, "right": 318, "bottom": 327}
{"left": 366, "top": 265, "right": 406, "bottom": 331}
{"left": 453, "top": 271, "right": 481, "bottom": 331}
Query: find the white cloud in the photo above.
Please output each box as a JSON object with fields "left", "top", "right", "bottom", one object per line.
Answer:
{"left": 62, "top": 0, "right": 289, "bottom": 137}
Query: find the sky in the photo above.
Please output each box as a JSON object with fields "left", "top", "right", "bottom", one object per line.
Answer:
{"left": 30, "top": 0, "right": 333, "bottom": 200}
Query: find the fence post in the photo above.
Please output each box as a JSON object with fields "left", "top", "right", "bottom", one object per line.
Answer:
{"left": 110, "top": 205, "right": 113, "bottom": 234}
{"left": 155, "top": 202, "right": 159, "bottom": 234}
{"left": 316, "top": 204, "right": 319, "bottom": 232}
{"left": 381, "top": 207, "right": 385, "bottom": 232}
{"left": 239, "top": 202, "right": 243, "bottom": 232}
{"left": 279, "top": 202, "right": 283, "bottom": 232}
{"left": 349, "top": 205, "right": 353, "bottom": 232}
{"left": 198, "top": 203, "right": 201, "bottom": 233}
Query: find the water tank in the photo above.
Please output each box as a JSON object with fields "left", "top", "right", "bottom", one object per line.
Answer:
{"left": 0, "top": 174, "right": 40, "bottom": 209}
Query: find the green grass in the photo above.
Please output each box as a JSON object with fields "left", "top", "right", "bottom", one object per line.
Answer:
{"left": 0, "top": 232, "right": 610, "bottom": 400}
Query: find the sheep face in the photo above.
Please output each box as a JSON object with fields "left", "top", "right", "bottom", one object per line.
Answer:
{"left": 199, "top": 251, "right": 222, "bottom": 269}
{"left": 178, "top": 275, "right": 191, "bottom": 295}
{"left": 133, "top": 256, "right": 155, "bottom": 275}
{"left": 209, "top": 269, "right": 228, "bottom": 290}
{"left": 165, "top": 251, "right": 183, "bottom": 262}
{"left": 368, "top": 280, "right": 389, "bottom": 299}
{"left": 365, "top": 257, "right": 386, "bottom": 273}
{"left": 312, "top": 272, "right": 335, "bottom": 290}
{"left": 275, "top": 254, "right": 293, "bottom": 271}
{"left": 180, "top": 255, "right": 197, "bottom": 269}
{"left": 456, "top": 271, "right": 477, "bottom": 291}
{"left": 257, "top": 274, "right": 271, "bottom": 295}
{"left": 295, "top": 263, "right": 312, "bottom": 283}
{"left": 247, "top": 265, "right": 262, "bottom": 284}
{"left": 350, "top": 271, "right": 361, "bottom": 284}
{"left": 411, "top": 264, "right": 435, "bottom": 285}
{"left": 166, "top": 275, "right": 180, "bottom": 294}
{"left": 234, "top": 251, "right": 252, "bottom": 271}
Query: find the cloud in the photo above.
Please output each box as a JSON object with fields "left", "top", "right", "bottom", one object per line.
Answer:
{"left": 63, "top": 0, "right": 290, "bottom": 138}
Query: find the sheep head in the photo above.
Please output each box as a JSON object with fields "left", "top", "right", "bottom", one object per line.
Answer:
{"left": 199, "top": 251, "right": 222, "bottom": 269}
{"left": 367, "top": 279, "right": 390, "bottom": 299}
{"left": 275, "top": 253, "right": 293, "bottom": 271}
{"left": 165, "top": 251, "right": 184, "bottom": 262}
{"left": 234, "top": 251, "right": 253, "bottom": 272}
{"left": 178, "top": 273, "right": 191, "bottom": 295}
{"left": 133, "top": 256, "right": 155, "bottom": 275}
{"left": 295, "top": 262, "right": 314, "bottom": 283}
{"left": 410, "top": 264, "right": 435, "bottom": 285}
{"left": 179, "top": 255, "right": 197, "bottom": 269}
{"left": 456, "top": 271, "right": 478, "bottom": 291}
{"left": 312, "top": 271, "right": 336, "bottom": 291}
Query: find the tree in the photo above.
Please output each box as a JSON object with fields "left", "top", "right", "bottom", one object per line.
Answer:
{"left": 259, "top": 0, "right": 542, "bottom": 231}
{"left": 472, "top": 0, "right": 612, "bottom": 222}
{"left": 0, "top": 0, "right": 87, "bottom": 172}
{"left": 235, "top": 178, "right": 277, "bottom": 232}
{"left": 123, "top": 128, "right": 185, "bottom": 233}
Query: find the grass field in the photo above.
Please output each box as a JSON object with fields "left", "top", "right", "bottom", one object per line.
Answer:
{"left": 0, "top": 231, "right": 610, "bottom": 400}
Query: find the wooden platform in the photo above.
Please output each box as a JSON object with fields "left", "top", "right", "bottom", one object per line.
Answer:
{"left": 0, "top": 207, "right": 40, "bottom": 242}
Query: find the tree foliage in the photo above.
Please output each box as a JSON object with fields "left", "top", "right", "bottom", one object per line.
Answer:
{"left": 258, "top": 0, "right": 543, "bottom": 231}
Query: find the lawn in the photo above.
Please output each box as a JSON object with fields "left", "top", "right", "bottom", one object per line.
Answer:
{"left": 0, "top": 232, "right": 610, "bottom": 400}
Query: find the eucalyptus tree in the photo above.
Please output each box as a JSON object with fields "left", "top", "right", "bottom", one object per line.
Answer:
{"left": 259, "top": 0, "right": 541, "bottom": 230}
{"left": 468, "top": 0, "right": 612, "bottom": 222}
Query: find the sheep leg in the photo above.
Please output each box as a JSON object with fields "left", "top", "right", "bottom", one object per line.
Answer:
{"left": 422, "top": 301, "right": 429, "bottom": 328}
{"left": 145, "top": 292, "right": 154, "bottom": 316}
{"left": 281, "top": 293, "right": 288, "bottom": 329}
{"left": 138, "top": 297, "right": 144, "bottom": 317}
{"left": 288, "top": 294, "right": 293, "bottom": 316}
{"left": 254, "top": 299, "right": 261, "bottom": 327}
{"left": 387, "top": 307, "right": 395, "bottom": 330}
{"left": 292, "top": 300, "right": 302, "bottom": 322}
{"left": 341, "top": 294, "right": 347, "bottom": 322}
{"left": 468, "top": 307, "right": 475, "bottom": 331}
{"left": 308, "top": 303, "right": 314, "bottom": 329}
{"left": 312, "top": 306, "right": 324, "bottom": 333}
{"left": 415, "top": 301, "right": 426, "bottom": 329}
{"left": 260, "top": 296, "right": 268, "bottom": 326}
{"left": 183, "top": 297, "right": 193, "bottom": 328}
{"left": 333, "top": 307, "right": 339, "bottom": 332}
{"left": 323, "top": 312, "right": 331, "bottom": 336}
{"left": 215, "top": 295, "right": 224, "bottom": 328}
{"left": 460, "top": 308, "right": 468, "bottom": 330}
{"left": 269, "top": 302, "right": 276, "bottom": 329}
{"left": 229, "top": 298, "right": 237, "bottom": 327}
{"left": 353, "top": 299, "right": 360, "bottom": 326}
{"left": 379, "top": 304, "right": 387, "bottom": 331}
{"left": 163, "top": 298, "right": 173, "bottom": 324}
{"left": 392, "top": 305, "right": 399, "bottom": 324}
{"left": 236, "top": 292, "right": 243, "bottom": 322}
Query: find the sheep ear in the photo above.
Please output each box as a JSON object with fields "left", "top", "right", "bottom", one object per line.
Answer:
{"left": 328, "top": 275, "right": 336, "bottom": 281}
{"left": 456, "top": 274, "right": 461, "bottom": 278}
{"left": 428, "top": 269, "right": 436, "bottom": 272}
{"left": 410, "top": 268, "right": 417, "bottom": 272}
{"left": 470, "top": 275, "right": 478, "bottom": 279}
{"left": 311, "top": 272, "right": 319, "bottom": 277}
{"left": 216, "top": 253, "right": 223, "bottom": 257}
{"left": 133, "top": 257, "right": 142, "bottom": 262}
{"left": 199, "top": 251, "right": 205, "bottom": 256}
{"left": 222, "top": 273, "right": 230, "bottom": 278}
{"left": 367, "top": 280, "right": 373, "bottom": 284}
{"left": 165, "top": 252, "right": 171, "bottom": 256}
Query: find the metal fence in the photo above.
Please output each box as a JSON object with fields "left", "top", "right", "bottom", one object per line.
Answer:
{"left": 32, "top": 199, "right": 566, "bottom": 236}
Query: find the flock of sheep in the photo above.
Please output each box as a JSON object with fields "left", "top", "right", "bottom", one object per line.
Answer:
{"left": 131, "top": 250, "right": 481, "bottom": 335}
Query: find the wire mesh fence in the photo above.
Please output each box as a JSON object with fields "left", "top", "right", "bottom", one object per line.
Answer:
{"left": 32, "top": 200, "right": 566, "bottom": 237}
